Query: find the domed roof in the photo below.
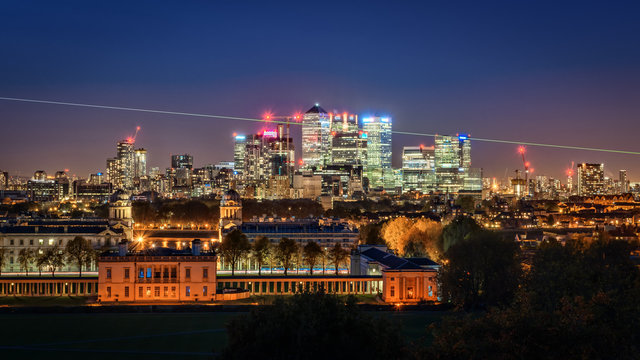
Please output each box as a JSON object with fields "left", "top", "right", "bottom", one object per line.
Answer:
{"left": 221, "top": 189, "right": 241, "bottom": 206}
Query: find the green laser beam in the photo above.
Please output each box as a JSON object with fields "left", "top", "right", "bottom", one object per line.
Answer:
{"left": 2, "top": 96, "right": 640, "bottom": 155}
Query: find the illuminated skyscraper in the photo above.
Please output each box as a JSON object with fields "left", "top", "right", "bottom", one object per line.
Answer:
{"left": 134, "top": 148, "right": 147, "bottom": 178}
{"left": 329, "top": 112, "right": 366, "bottom": 167}
{"left": 434, "top": 134, "right": 473, "bottom": 192}
{"left": 577, "top": 163, "right": 604, "bottom": 196}
{"left": 619, "top": 169, "right": 629, "bottom": 193}
{"left": 402, "top": 145, "right": 435, "bottom": 193}
{"left": 233, "top": 134, "right": 247, "bottom": 177}
{"left": 106, "top": 140, "right": 135, "bottom": 191}
{"left": 362, "top": 116, "right": 392, "bottom": 190}
{"left": 302, "top": 104, "right": 330, "bottom": 170}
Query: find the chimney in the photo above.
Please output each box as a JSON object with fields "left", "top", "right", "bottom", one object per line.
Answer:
{"left": 191, "top": 239, "right": 202, "bottom": 256}
{"left": 118, "top": 239, "right": 128, "bottom": 256}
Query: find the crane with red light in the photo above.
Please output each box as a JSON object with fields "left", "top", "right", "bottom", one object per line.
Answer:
{"left": 518, "top": 146, "right": 532, "bottom": 197}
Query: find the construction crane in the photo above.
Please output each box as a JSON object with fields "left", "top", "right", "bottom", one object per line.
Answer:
{"left": 518, "top": 146, "right": 531, "bottom": 197}
{"left": 126, "top": 126, "right": 141, "bottom": 144}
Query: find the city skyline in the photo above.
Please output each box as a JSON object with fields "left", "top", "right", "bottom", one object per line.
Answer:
{"left": 1, "top": 1, "right": 640, "bottom": 180}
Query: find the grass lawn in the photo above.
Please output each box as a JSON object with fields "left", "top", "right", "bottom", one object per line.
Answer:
{"left": 0, "top": 296, "right": 91, "bottom": 307}
{"left": 0, "top": 308, "right": 448, "bottom": 359}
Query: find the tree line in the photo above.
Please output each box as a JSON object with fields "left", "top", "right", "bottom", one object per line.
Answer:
{"left": 0, "top": 236, "right": 96, "bottom": 277}
{"left": 219, "top": 216, "right": 640, "bottom": 359}
{"left": 218, "top": 229, "right": 351, "bottom": 276}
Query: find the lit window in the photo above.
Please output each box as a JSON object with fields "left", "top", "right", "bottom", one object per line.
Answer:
{"left": 186, "top": 286, "right": 191, "bottom": 297}
{"left": 146, "top": 287, "right": 151, "bottom": 296}
{"left": 48, "top": 239, "right": 54, "bottom": 246}
{"left": 38, "top": 239, "right": 43, "bottom": 245}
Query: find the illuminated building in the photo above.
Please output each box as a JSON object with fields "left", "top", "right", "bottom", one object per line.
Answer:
{"left": 620, "top": 170, "right": 629, "bottom": 193}
{"left": 233, "top": 134, "right": 246, "bottom": 177}
{"left": 171, "top": 154, "right": 193, "bottom": 169}
{"left": 98, "top": 239, "right": 221, "bottom": 303}
{"left": 302, "top": 104, "right": 331, "bottom": 170}
{"left": 242, "top": 126, "right": 294, "bottom": 197}
{"left": 134, "top": 148, "right": 147, "bottom": 178}
{"left": 402, "top": 145, "right": 435, "bottom": 193}
{"left": 350, "top": 245, "right": 439, "bottom": 304}
{"left": 0, "top": 171, "right": 8, "bottom": 190}
{"left": 362, "top": 116, "right": 392, "bottom": 190}
{"left": 26, "top": 170, "right": 69, "bottom": 201}
{"left": 434, "top": 134, "right": 474, "bottom": 193}
{"left": 106, "top": 140, "right": 135, "bottom": 191}
{"left": 577, "top": 163, "right": 604, "bottom": 196}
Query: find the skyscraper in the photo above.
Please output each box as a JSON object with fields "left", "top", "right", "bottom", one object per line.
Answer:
{"left": 233, "top": 134, "right": 247, "bottom": 177}
{"left": 434, "top": 134, "right": 472, "bottom": 193}
{"left": 362, "top": 116, "right": 392, "bottom": 190}
{"left": 329, "top": 112, "right": 366, "bottom": 168}
{"left": 106, "top": 140, "right": 135, "bottom": 191}
{"left": 134, "top": 148, "right": 147, "bottom": 178}
{"left": 577, "top": 163, "right": 604, "bottom": 196}
{"left": 619, "top": 170, "right": 629, "bottom": 193}
{"left": 402, "top": 145, "right": 435, "bottom": 193}
{"left": 301, "top": 104, "right": 330, "bottom": 170}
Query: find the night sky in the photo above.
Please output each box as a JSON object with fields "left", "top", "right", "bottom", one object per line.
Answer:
{"left": 1, "top": 1, "right": 639, "bottom": 181}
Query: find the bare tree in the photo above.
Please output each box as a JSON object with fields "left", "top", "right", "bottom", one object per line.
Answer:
{"left": 303, "top": 241, "right": 323, "bottom": 275}
{"left": 219, "top": 229, "right": 251, "bottom": 275}
{"left": 45, "top": 246, "right": 65, "bottom": 277}
{"left": 252, "top": 236, "right": 271, "bottom": 275}
{"left": 18, "top": 248, "right": 35, "bottom": 276}
{"left": 65, "top": 236, "right": 95, "bottom": 277}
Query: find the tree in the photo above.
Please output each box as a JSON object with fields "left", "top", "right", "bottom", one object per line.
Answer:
{"left": 276, "top": 237, "right": 298, "bottom": 276}
{"left": 439, "top": 232, "right": 521, "bottom": 310}
{"left": 303, "top": 241, "right": 323, "bottom": 275}
{"left": 381, "top": 217, "right": 443, "bottom": 259}
{"left": 422, "top": 237, "right": 640, "bottom": 360}
{"left": 327, "top": 243, "right": 350, "bottom": 275}
{"left": 65, "top": 236, "right": 94, "bottom": 277}
{"left": 17, "top": 248, "right": 35, "bottom": 276}
{"left": 252, "top": 236, "right": 271, "bottom": 275}
{"left": 219, "top": 229, "right": 251, "bottom": 275}
{"left": 359, "top": 222, "right": 385, "bottom": 245}
{"left": 45, "top": 246, "right": 65, "bottom": 277}
{"left": 0, "top": 247, "right": 7, "bottom": 276}
{"left": 441, "top": 216, "right": 482, "bottom": 252}
{"left": 35, "top": 249, "right": 47, "bottom": 276}
{"left": 220, "top": 291, "right": 407, "bottom": 360}
{"left": 381, "top": 217, "right": 414, "bottom": 254}
{"left": 455, "top": 195, "right": 476, "bottom": 213}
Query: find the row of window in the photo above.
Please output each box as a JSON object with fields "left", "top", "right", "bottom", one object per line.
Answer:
{"left": 105, "top": 267, "right": 209, "bottom": 280}
{"left": 105, "top": 286, "right": 208, "bottom": 298}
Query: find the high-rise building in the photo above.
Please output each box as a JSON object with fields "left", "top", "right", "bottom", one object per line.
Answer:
{"left": 619, "top": 170, "right": 629, "bottom": 193}
{"left": 362, "top": 116, "right": 392, "bottom": 190}
{"left": 233, "top": 134, "right": 247, "bottom": 176}
{"left": 134, "top": 148, "right": 147, "bottom": 178}
{"left": 434, "top": 134, "right": 467, "bottom": 192}
{"left": 577, "top": 163, "right": 604, "bottom": 196}
{"left": 402, "top": 145, "right": 435, "bottom": 193}
{"left": 106, "top": 140, "right": 135, "bottom": 191}
{"left": 301, "top": 104, "right": 331, "bottom": 170}
{"left": 242, "top": 127, "right": 295, "bottom": 186}
{"left": 171, "top": 154, "right": 193, "bottom": 169}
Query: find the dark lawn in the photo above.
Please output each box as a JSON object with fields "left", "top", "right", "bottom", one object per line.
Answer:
{"left": 0, "top": 310, "right": 446, "bottom": 359}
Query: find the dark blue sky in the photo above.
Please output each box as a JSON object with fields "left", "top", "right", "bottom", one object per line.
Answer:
{"left": 1, "top": 0, "right": 639, "bottom": 181}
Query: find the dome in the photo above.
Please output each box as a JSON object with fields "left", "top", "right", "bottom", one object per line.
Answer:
{"left": 221, "top": 189, "right": 241, "bottom": 206}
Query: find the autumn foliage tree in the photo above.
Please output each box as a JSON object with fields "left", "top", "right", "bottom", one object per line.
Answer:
{"left": 381, "top": 217, "right": 443, "bottom": 260}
